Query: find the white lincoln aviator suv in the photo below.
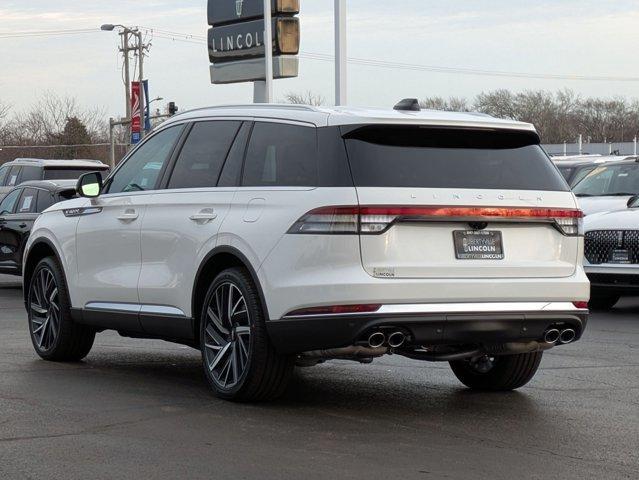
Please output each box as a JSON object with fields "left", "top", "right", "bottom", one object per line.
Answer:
{"left": 22, "top": 102, "right": 589, "bottom": 401}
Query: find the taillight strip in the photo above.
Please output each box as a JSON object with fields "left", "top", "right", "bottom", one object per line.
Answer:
{"left": 358, "top": 206, "right": 583, "bottom": 218}
{"left": 288, "top": 205, "right": 583, "bottom": 236}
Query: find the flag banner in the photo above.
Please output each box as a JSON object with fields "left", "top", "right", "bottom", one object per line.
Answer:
{"left": 131, "top": 81, "right": 141, "bottom": 143}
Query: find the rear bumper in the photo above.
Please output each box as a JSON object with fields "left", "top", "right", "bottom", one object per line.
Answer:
{"left": 267, "top": 302, "right": 588, "bottom": 354}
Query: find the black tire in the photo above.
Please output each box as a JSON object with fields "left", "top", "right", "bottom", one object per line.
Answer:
{"left": 450, "top": 352, "right": 543, "bottom": 391}
{"left": 588, "top": 293, "right": 620, "bottom": 311}
{"left": 27, "top": 257, "right": 95, "bottom": 361}
{"left": 199, "top": 267, "right": 293, "bottom": 402}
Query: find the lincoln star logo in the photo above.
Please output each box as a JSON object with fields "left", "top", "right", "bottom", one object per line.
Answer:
{"left": 236, "top": 0, "right": 244, "bottom": 17}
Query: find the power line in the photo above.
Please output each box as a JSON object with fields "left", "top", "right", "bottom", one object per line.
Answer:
{"left": 141, "top": 27, "right": 639, "bottom": 83}
{"left": 0, "top": 28, "right": 100, "bottom": 39}
{"left": 3, "top": 25, "right": 639, "bottom": 83}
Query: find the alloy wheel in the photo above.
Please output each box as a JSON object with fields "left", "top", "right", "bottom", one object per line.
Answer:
{"left": 29, "top": 267, "right": 60, "bottom": 351}
{"left": 203, "top": 282, "right": 251, "bottom": 389}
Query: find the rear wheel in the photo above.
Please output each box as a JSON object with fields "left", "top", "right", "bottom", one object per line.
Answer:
{"left": 588, "top": 293, "right": 620, "bottom": 311}
{"left": 450, "top": 352, "right": 543, "bottom": 391}
{"left": 200, "top": 267, "right": 293, "bottom": 402}
{"left": 27, "top": 257, "right": 95, "bottom": 361}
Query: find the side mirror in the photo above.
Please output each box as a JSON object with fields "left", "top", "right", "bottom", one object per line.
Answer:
{"left": 77, "top": 172, "right": 103, "bottom": 198}
{"left": 627, "top": 194, "right": 639, "bottom": 208}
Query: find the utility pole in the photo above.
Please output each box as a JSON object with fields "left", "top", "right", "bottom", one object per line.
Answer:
{"left": 103, "top": 24, "right": 149, "bottom": 144}
{"left": 334, "top": 0, "right": 347, "bottom": 106}
{"left": 119, "top": 30, "right": 132, "bottom": 140}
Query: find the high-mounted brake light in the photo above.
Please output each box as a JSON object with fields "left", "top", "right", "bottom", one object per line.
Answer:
{"left": 288, "top": 206, "right": 584, "bottom": 236}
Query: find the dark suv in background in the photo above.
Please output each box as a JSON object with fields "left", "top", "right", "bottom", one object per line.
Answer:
{"left": 0, "top": 180, "right": 77, "bottom": 276}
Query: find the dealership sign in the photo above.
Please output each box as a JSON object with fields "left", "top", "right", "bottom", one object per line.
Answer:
{"left": 208, "top": 0, "right": 299, "bottom": 26}
{"left": 207, "top": 0, "right": 300, "bottom": 85}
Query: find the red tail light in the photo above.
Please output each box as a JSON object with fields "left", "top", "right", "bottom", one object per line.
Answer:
{"left": 572, "top": 301, "right": 589, "bottom": 309}
{"left": 288, "top": 206, "right": 584, "bottom": 236}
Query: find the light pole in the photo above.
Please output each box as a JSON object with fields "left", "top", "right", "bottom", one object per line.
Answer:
{"left": 334, "top": 0, "right": 347, "bottom": 106}
{"left": 101, "top": 24, "right": 146, "bottom": 141}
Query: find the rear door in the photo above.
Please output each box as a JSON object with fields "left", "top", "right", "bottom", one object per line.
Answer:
{"left": 137, "top": 120, "right": 243, "bottom": 334}
{"left": 343, "top": 125, "right": 580, "bottom": 279}
{"left": 0, "top": 188, "right": 23, "bottom": 273}
{"left": 3, "top": 187, "right": 39, "bottom": 272}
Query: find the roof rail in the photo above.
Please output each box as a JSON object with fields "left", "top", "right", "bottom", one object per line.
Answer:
{"left": 173, "top": 103, "right": 318, "bottom": 118}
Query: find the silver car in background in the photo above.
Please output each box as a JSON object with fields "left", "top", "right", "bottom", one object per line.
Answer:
{"left": 573, "top": 158, "right": 639, "bottom": 215}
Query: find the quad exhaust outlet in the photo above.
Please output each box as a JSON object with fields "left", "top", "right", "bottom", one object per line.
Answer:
{"left": 367, "top": 332, "right": 386, "bottom": 349}
{"left": 544, "top": 327, "right": 577, "bottom": 345}
{"left": 559, "top": 328, "right": 576, "bottom": 344}
{"left": 544, "top": 328, "right": 561, "bottom": 344}
{"left": 387, "top": 331, "right": 407, "bottom": 348}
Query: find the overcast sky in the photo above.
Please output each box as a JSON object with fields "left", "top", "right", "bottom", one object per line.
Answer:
{"left": 1, "top": 0, "right": 639, "bottom": 118}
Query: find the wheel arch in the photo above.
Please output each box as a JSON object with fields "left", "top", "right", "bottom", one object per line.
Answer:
{"left": 22, "top": 238, "right": 66, "bottom": 308}
{"left": 191, "top": 246, "right": 269, "bottom": 344}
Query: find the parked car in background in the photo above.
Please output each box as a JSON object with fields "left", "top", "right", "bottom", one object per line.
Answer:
{"left": 572, "top": 158, "right": 639, "bottom": 215}
{"left": 553, "top": 156, "right": 632, "bottom": 188}
{"left": 22, "top": 103, "right": 588, "bottom": 401}
{"left": 0, "top": 159, "right": 109, "bottom": 200}
{"left": 583, "top": 200, "right": 639, "bottom": 309}
{"left": 0, "top": 180, "right": 77, "bottom": 276}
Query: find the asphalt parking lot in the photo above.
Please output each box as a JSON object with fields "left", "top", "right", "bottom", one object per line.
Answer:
{"left": 0, "top": 274, "right": 637, "bottom": 480}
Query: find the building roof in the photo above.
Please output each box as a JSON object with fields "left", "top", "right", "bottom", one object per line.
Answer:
{"left": 164, "top": 104, "right": 536, "bottom": 132}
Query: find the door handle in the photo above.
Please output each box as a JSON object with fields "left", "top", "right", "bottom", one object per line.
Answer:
{"left": 117, "top": 209, "right": 139, "bottom": 223}
{"left": 19, "top": 223, "right": 27, "bottom": 229}
{"left": 189, "top": 209, "right": 217, "bottom": 224}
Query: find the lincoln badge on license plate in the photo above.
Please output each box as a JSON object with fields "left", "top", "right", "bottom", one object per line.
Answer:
{"left": 453, "top": 230, "right": 504, "bottom": 260}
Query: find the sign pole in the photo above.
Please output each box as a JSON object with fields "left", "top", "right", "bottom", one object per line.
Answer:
{"left": 335, "top": 0, "right": 347, "bottom": 106}
{"left": 137, "top": 30, "right": 146, "bottom": 139}
{"left": 263, "top": 0, "right": 274, "bottom": 103}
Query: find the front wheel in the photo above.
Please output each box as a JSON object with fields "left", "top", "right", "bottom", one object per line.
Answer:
{"left": 27, "top": 257, "right": 95, "bottom": 361}
{"left": 449, "top": 352, "right": 543, "bottom": 391}
{"left": 200, "top": 267, "right": 293, "bottom": 402}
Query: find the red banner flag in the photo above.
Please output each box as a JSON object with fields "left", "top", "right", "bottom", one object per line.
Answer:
{"left": 131, "top": 81, "right": 141, "bottom": 134}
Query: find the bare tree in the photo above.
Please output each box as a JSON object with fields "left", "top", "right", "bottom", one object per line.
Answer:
{"left": 420, "top": 96, "right": 471, "bottom": 112}
{"left": 6, "top": 91, "right": 107, "bottom": 146}
{"left": 283, "top": 91, "right": 326, "bottom": 106}
{"left": 420, "top": 89, "right": 639, "bottom": 144}
{"left": 0, "top": 100, "right": 10, "bottom": 143}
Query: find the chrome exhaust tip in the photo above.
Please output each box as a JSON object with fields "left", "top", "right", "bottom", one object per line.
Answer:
{"left": 544, "top": 328, "right": 561, "bottom": 344}
{"left": 388, "top": 331, "right": 406, "bottom": 348}
{"left": 368, "top": 332, "right": 386, "bottom": 349}
{"left": 559, "top": 328, "right": 576, "bottom": 344}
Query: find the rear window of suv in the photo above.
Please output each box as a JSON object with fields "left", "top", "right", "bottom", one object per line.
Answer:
{"left": 44, "top": 168, "right": 106, "bottom": 180}
{"left": 343, "top": 126, "right": 569, "bottom": 192}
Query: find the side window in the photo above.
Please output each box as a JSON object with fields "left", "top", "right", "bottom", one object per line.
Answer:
{"left": 7, "top": 166, "right": 21, "bottom": 187}
{"left": 242, "top": 123, "right": 318, "bottom": 187}
{"left": 167, "top": 121, "right": 241, "bottom": 189}
{"left": 0, "top": 165, "right": 9, "bottom": 185}
{"left": 218, "top": 122, "right": 252, "bottom": 187}
{"left": 36, "top": 190, "right": 56, "bottom": 213}
{"left": 20, "top": 166, "right": 42, "bottom": 182}
{"left": 0, "top": 189, "right": 22, "bottom": 215}
{"left": 107, "top": 126, "right": 182, "bottom": 194}
{"left": 17, "top": 188, "right": 38, "bottom": 214}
